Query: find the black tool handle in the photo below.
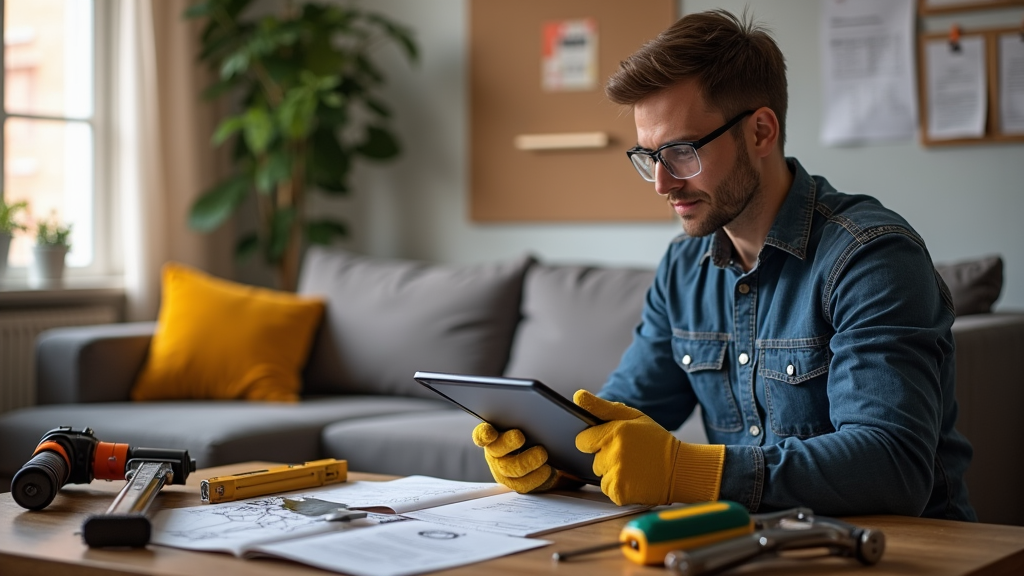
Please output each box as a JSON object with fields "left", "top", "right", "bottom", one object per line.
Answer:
{"left": 82, "top": 461, "right": 173, "bottom": 548}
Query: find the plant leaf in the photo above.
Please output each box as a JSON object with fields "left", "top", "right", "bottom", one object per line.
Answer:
{"left": 212, "top": 115, "right": 245, "bottom": 146}
{"left": 309, "top": 128, "right": 350, "bottom": 193}
{"left": 234, "top": 232, "right": 260, "bottom": 262}
{"left": 305, "top": 219, "right": 347, "bottom": 244}
{"left": 317, "top": 98, "right": 348, "bottom": 125}
{"left": 242, "top": 106, "right": 275, "bottom": 155}
{"left": 356, "top": 125, "right": 400, "bottom": 160}
{"left": 277, "top": 86, "right": 319, "bottom": 139}
{"left": 182, "top": 1, "right": 213, "bottom": 19}
{"left": 363, "top": 97, "right": 391, "bottom": 118}
{"left": 189, "top": 176, "right": 249, "bottom": 231}
{"left": 220, "top": 49, "right": 250, "bottom": 80}
{"left": 266, "top": 207, "right": 296, "bottom": 263}
{"left": 367, "top": 13, "right": 419, "bottom": 64}
{"left": 355, "top": 54, "right": 384, "bottom": 85}
{"left": 202, "top": 77, "right": 239, "bottom": 100}
{"left": 255, "top": 150, "right": 291, "bottom": 194}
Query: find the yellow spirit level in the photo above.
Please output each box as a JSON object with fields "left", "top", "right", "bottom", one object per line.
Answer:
{"left": 200, "top": 458, "right": 347, "bottom": 504}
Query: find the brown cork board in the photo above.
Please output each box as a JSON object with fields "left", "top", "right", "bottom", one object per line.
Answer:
{"left": 918, "top": 27, "right": 1024, "bottom": 146}
{"left": 469, "top": 0, "right": 677, "bottom": 222}
{"left": 918, "top": 0, "right": 1024, "bottom": 16}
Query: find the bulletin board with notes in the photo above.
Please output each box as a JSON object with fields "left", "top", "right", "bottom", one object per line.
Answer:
{"left": 917, "top": 1, "right": 1024, "bottom": 145}
{"left": 468, "top": 0, "right": 677, "bottom": 222}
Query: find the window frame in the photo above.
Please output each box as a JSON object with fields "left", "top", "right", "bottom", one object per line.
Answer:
{"left": 0, "top": 0, "right": 117, "bottom": 282}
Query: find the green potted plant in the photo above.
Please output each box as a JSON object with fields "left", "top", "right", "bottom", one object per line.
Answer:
{"left": 31, "top": 214, "right": 73, "bottom": 285}
{"left": 0, "top": 196, "right": 28, "bottom": 279}
{"left": 184, "top": 0, "right": 418, "bottom": 290}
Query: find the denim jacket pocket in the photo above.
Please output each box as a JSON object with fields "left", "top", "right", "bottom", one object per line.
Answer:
{"left": 672, "top": 331, "right": 742, "bottom": 432}
{"left": 758, "top": 339, "right": 834, "bottom": 438}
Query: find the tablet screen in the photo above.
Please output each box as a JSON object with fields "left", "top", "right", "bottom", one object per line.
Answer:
{"left": 413, "top": 371, "right": 602, "bottom": 485}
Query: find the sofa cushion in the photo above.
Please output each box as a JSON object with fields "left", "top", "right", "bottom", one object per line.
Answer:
{"left": 298, "top": 248, "right": 533, "bottom": 398}
{"left": 935, "top": 255, "right": 1003, "bottom": 316}
{"left": 0, "top": 396, "right": 449, "bottom": 476}
{"left": 132, "top": 263, "right": 325, "bottom": 402}
{"left": 320, "top": 410, "right": 492, "bottom": 482}
{"left": 503, "top": 265, "right": 655, "bottom": 399}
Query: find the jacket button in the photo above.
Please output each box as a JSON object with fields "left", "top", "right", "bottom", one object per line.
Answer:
{"left": 738, "top": 284, "right": 750, "bottom": 294}
{"left": 786, "top": 364, "right": 796, "bottom": 376}
{"left": 682, "top": 354, "right": 692, "bottom": 366}
{"left": 738, "top": 353, "right": 749, "bottom": 365}
{"left": 749, "top": 425, "right": 761, "bottom": 436}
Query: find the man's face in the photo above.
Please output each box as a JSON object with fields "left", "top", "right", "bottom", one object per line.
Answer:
{"left": 633, "top": 80, "right": 760, "bottom": 237}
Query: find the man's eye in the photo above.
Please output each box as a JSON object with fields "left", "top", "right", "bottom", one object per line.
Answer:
{"left": 663, "top": 145, "right": 696, "bottom": 162}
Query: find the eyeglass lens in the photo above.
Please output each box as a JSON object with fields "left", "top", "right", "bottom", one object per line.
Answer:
{"left": 630, "top": 144, "right": 701, "bottom": 182}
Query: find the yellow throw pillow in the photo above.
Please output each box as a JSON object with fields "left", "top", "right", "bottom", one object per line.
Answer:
{"left": 131, "top": 263, "right": 325, "bottom": 402}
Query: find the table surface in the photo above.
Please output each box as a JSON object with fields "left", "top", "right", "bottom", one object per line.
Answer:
{"left": 2, "top": 462, "right": 1023, "bottom": 576}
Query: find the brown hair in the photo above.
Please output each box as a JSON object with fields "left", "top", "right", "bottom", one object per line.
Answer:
{"left": 606, "top": 9, "right": 788, "bottom": 146}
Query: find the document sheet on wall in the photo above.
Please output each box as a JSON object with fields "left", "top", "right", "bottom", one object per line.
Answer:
{"left": 819, "top": 0, "right": 917, "bottom": 145}
{"left": 999, "top": 33, "right": 1024, "bottom": 135}
{"left": 925, "top": 36, "right": 987, "bottom": 140}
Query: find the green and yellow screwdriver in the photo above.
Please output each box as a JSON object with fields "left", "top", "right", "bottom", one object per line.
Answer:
{"left": 553, "top": 500, "right": 755, "bottom": 566}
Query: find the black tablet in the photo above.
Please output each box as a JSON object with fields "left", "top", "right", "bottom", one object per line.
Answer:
{"left": 413, "top": 371, "right": 603, "bottom": 485}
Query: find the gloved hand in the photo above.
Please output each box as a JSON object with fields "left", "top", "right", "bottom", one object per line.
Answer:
{"left": 472, "top": 422, "right": 560, "bottom": 493}
{"left": 574, "top": 390, "right": 725, "bottom": 506}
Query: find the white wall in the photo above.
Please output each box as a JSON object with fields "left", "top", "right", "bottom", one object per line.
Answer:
{"left": 333, "top": 0, "right": 1024, "bottom": 309}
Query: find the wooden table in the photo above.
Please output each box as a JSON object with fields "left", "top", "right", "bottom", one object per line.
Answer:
{"left": 2, "top": 462, "right": 1023, "bottom": 576}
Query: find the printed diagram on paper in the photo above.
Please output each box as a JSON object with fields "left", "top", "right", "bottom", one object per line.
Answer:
{"left": 151, "top": 476, "right": 509, "bottom": 555}
{"left": 157, "top": 497, "right": 321, "bottom": 542}
{"left": 150, "top": 496, "right": 395, "bottom": 556}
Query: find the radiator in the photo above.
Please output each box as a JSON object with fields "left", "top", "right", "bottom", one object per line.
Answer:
{"left": 0, "top": 306, "right": 119, "bottom": 413}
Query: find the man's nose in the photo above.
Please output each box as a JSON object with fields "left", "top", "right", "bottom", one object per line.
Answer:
{"left": 653, "top": 161, "right": 682, "bottom": 197}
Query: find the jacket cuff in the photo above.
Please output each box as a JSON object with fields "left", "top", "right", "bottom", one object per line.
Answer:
{"left": 669, "top": 442, "right": 726, "bottom": 503}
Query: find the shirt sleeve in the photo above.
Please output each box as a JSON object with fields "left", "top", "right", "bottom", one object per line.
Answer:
{"left": 721, "top": 230, "right": 959, "bottom": 517}
{"left": 598, "top": 246, "right": 699, "bottom": 431}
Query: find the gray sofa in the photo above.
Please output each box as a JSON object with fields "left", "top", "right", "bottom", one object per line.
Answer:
{"left": 0, "top": 248, "right": 1021, "bottom": 526}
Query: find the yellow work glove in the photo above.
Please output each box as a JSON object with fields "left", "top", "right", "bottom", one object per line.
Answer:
{"left": 472, "top": 422, "right": 560, "bottom": 493}
{"left": 574, "top": 390, "right": 725, "bottom": 506}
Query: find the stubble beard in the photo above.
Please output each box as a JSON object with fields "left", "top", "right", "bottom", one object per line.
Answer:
{"left": 670, "top": 142, "right": 761, "bottom": 238}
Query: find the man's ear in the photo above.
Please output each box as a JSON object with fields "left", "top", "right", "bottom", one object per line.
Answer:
{"left": 750, "top": 107, "right": 780, "bottom": 159}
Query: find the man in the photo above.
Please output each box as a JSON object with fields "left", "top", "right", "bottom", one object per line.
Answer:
{"left": 472, "top": 9, "right": 975, "bottom": 521}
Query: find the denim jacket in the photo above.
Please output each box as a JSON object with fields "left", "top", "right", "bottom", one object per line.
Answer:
{"left": 599, "top": 158, "right": 975, "bottom": 521}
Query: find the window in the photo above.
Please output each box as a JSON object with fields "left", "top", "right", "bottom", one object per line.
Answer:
{"left": 2, "top": 0, "right": 112, "bottom": 279}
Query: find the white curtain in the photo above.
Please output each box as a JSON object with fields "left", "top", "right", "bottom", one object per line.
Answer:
{"left": 113, "top": 0, "right": 233, "bottom": 321}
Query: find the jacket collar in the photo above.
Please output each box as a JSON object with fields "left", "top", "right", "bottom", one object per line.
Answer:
{"left": 700, "top": 158, "right": 816, "bottom": 269}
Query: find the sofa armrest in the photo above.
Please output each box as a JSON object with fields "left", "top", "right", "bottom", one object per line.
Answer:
{"left": 36, "top": 322, "right": 156, "bottom": 404}
{"left": 950, "top": 312, "right": 1024, "bottom": 525}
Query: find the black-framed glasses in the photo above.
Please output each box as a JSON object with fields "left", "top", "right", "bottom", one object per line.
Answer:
{"left": 626, "top": 110, "right": 754, "bottom": 182}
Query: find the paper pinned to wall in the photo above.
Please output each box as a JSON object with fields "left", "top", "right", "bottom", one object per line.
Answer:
{"left": 819, "top": 0, "right": 918, "bottom": 146}
{"left": 926, "top": 36, "right": 988, "bottom": 140}
{"left": 542, "top": 18, "right": 598, "bottom": 92}
{"left": 999, "top": 33, "right": 1024, "bottom": 135}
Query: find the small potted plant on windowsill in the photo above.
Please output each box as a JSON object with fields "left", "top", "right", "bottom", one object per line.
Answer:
{"left": 0, "top": 196, "right": 28, "bottom": 279}
{"left": 31, "top": 215, "right": 73, "bottom": 286}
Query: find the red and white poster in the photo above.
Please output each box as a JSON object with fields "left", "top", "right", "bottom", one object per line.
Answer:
{"left": 542, "top": 18, "right": 598, "bottom": 92}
